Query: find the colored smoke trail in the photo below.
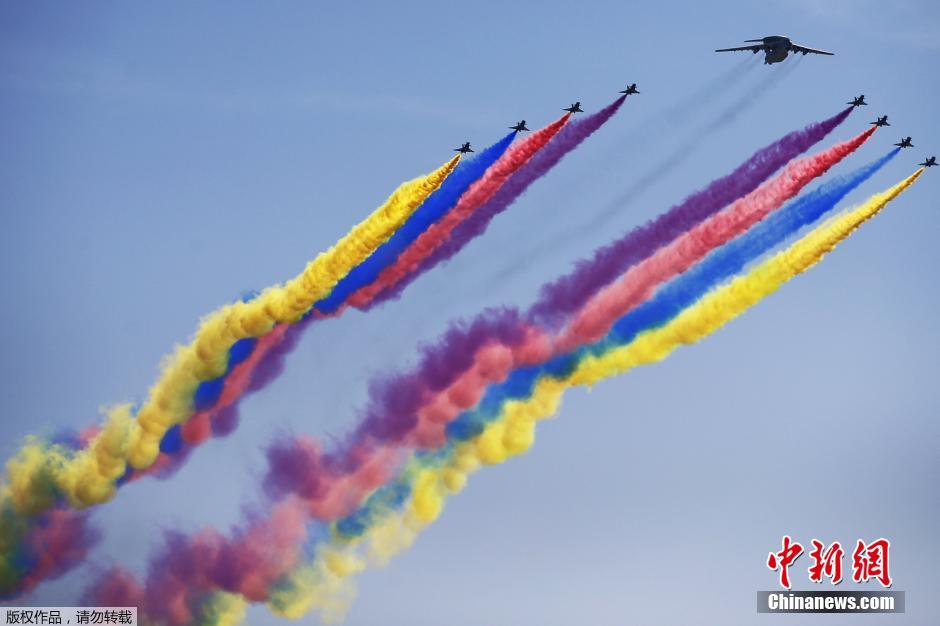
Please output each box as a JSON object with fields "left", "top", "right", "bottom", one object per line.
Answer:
{"left": 0, "top": 155, "right": 461, "bottom": 597}
{"left": 80, "top": 154, "right": 916, "bottom": 623}
{"left": 315, "top": 132, "right": 518, "bottom": 314}
{"left": 527, "top": 106, "right": 854, "bottom": 328}
{"left": 372, "top": 96, "right": 628, "bottom": 305}
{"left": 558, "top": 125, "right": 879, "bottom": 350}
{"left": 345, "top": 114, "right": 573, "bottom": 310}
{"left": 261, "top": 168, "right": 921, "bottom": 622}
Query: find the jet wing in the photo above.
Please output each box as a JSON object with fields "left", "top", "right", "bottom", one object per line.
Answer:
{"left": 715, "top": 44, "right": 764, "bottom": 53}
{"left": 790, "top": 43, "right": 834, "bottom": 56}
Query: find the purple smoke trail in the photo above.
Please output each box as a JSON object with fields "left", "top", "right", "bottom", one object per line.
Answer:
{"left": 352, "top": 306, "right": 528, "bottom": 443}
{"left": 366, "top": 96, "right": 628, "bottom": 308}
{"left": 526, "top": 105, "right": 854, "bottom": 328}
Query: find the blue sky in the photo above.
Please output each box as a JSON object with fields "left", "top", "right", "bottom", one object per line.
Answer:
{"left": 1, "top": 1, "right": 938, "bottom": 624}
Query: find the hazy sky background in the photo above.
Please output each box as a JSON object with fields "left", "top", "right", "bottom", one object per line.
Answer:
{"left": 1, "top": 1, "right": 938, "bottom": 624}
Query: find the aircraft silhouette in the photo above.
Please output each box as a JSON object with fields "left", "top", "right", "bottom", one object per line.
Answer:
{"left": 848, "top": 95, "right": 867, "bottom": 107}
{"left": 716, "top": 35, "right": 833, "bottom": 65}
{"left": 620, "top": 83, "right": 640, "bottom": 95}
{"left": 919, "top": 156, "right": 936, "bottom": 168}
{"left": 454, "top": 142, "right": 474, "bottom": 153}
{"left": 871, "top": 115, "right": 890, "bottom": 127}
{"left": 510, "top": 120, "right": 529, "bottom": 132}
{"left": 895, "top": 137, "right": 914, "bottom": 148}
{"left": 563, "top": 102, "right": 584, "bottom": 113}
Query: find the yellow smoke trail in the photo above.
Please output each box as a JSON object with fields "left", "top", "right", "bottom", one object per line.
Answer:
{"left": 266, "top": 168, "right": 922, "bottom": 622}
{"left": 3, "top": 156, "right": 460, "bottom": 514}
{"left": 193, "top": 593, "right": 247, "bottom": 626}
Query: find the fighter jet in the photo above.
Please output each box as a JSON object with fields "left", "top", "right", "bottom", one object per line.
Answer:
{"left": 895, "top": 137, "right": 914, "bottom": 148}
{"left": 509, "top": 120, "right": 530, "bottom": 132}
{"left": 848, "top": 95, "right": 867, "bottom": 107}
{"left": 919, "top": 156, "right": 937, "bottom": 168}
{"left": 620, "top": 83, "right": 640, "bottom": 95}
{"left": 454, "top": 142, "right": 474, "bottom": 153}
{"left": 871, "top": 115, "right": 890, "bottom": 127}
{"left": 716, "top": 35, "right": 834, "bottom": 65}
{"left": 563, "top": 102, "right": 584, "bottom": 113}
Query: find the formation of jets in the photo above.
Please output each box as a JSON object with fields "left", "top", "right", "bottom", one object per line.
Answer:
{"left": 861, "top": 115, "right": 931, "bottom": 162}
{"left": 716, "top": 35, "right": 834, "bottom": 65}
{"left": 862, "top": 114, "right": 931, "bottom": 166}
{"left": 452, "top": 83, "right": 930, "bottom": 173}
{"left": 453, "top": 83, "right": 641, "bottom": 154}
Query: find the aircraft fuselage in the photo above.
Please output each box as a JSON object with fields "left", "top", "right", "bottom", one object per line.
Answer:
{"left": 764, "top": 45, "right": 789, "bottom": 64}
{"left": 761, "top": 36, "right": 792, "bottom": 64}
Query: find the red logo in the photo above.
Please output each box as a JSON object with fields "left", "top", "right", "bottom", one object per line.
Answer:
{"left": 768, "top": 536, "right": 892, "bottom": 588}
